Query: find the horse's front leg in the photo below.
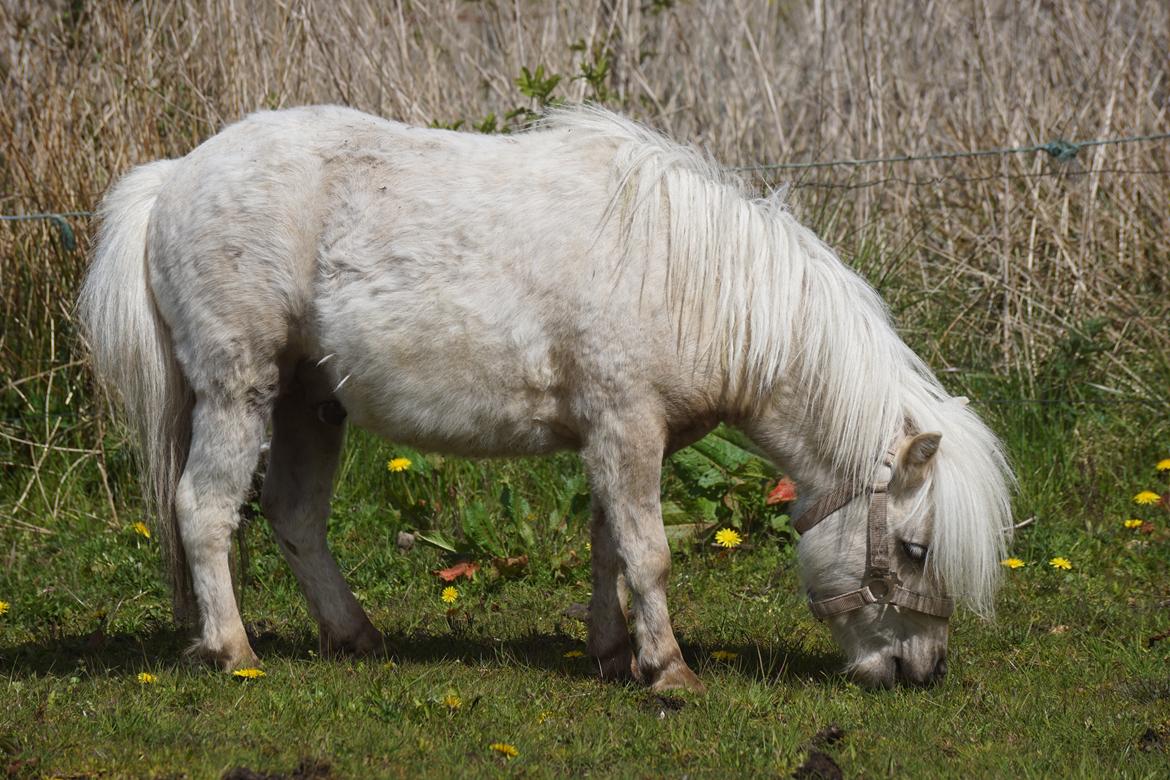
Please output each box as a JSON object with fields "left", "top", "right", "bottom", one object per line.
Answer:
{"left": 587, "top": 503, "right": 635, "bottom": 681}
{"left": 583, "top": 415, "right": 704, "bottom": 693}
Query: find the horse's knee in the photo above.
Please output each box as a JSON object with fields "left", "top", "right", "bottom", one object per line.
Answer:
{"left": 175, "top": 474, "right": 237, "bottom": 551}
{"left": 621, "top": 542, "right": 671, "bottom": 596}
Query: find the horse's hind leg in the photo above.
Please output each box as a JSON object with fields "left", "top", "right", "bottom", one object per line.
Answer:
{"left": 260, "top": 362, "right": 383, "bottom": 657}
{"left": 177, "top": 392, "right": 270, "bottom": 670}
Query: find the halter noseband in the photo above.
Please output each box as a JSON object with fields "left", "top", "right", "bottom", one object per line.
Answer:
{"left": 793, "top": 449, "right": 955, "bottom": 620}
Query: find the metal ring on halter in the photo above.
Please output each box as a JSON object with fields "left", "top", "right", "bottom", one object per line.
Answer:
{"left": 862, "top": 569, "right": 898, "bottom": 602}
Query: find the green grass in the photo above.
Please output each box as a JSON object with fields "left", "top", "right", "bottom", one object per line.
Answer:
{"left": 4, "top": 3, "right": 1169, "bottom": 775}
{"left": 3, "top": 405, "right": 1170, "bottom": 778}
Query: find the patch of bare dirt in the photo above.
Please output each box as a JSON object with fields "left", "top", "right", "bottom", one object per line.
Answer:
{"left": 792, "top": 750, "right": 842, "bottom": 780}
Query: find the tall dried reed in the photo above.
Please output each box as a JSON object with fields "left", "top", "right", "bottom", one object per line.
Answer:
{"left": 2, "top": 0, "right": 1167, "bottom": 518}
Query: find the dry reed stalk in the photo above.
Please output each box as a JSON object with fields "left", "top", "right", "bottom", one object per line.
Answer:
{"left": 0, "top": 0, "right": 1167, "bottom": 495}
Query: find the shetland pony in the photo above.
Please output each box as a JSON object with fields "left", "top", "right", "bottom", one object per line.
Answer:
{"left": 80, "top": 106, "right": 1012, "bottom": 691}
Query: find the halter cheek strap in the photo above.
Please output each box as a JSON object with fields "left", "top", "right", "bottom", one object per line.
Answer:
{"left": 794, "top": 449, "right": 955, "bottom": 620}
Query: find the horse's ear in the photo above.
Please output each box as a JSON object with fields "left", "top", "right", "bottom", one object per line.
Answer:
{"left": 893, "top": 431, "right": 941, "bottom": 490}
{"left": 905, "top": 432, "right": 941, "bottom": 465}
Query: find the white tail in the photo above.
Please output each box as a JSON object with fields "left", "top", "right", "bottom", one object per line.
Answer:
{"left": 78, "top": 159, "right": 197, "bottom": 625}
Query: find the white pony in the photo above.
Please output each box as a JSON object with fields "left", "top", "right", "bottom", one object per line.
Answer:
{"left": 79, "top": 105, "right": 1013, "bottom": 691}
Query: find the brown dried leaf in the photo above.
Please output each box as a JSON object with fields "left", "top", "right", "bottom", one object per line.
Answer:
{"left": 433, "top": 561, "right": 479, "bottom": 582}
{"left": 492, "top": 554, "right": 529, "bottom": 578}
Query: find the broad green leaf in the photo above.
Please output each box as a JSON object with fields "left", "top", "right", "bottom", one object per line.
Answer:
{"left": 692, "top": 496, "right": 721, "bottom": 522}
{"left": 515, "top": 519, "right": 537, "bottom": 550}
{"left": 664, "top": 522, "right": 713, "bottom": 546}
{"left": 499, "top": 483, "right": 514, "bottom": 521}
{"left": 693, "top": 426, "right": 775, "bottom": 475}
{"left": 461, "top": 501, "right": 506, "bottom": 558}
{"left": 413, "top": 531, "right": 461, "bottom": 554}
{"left": 769, "top": 514, "right": 792, "bottom": 533}
{"left": 661, "top": 500, "right": 692, "bottom": 526}
{"left": 669, "top": 449, "right": 725, "bottom": 491}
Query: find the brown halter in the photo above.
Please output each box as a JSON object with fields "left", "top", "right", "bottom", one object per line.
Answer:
{"left": 793, "top": 449, "right": 955, "bottom": 620}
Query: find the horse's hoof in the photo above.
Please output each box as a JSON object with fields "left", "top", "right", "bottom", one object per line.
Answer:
{"left": 319, "top": 620, "right": 385, "bottom": 658}
{"left": 591, "top": 643, "right": 636, "bottom": 682}
{"left": 649, "top": 661, "right": 706, "bottom": 694}
{"left": 190, "top": 637, "right": 260, "bottom": 671}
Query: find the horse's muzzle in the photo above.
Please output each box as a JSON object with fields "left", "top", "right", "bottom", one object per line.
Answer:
{"left": 893, "top": 650, "right": 948, "bottom": 687}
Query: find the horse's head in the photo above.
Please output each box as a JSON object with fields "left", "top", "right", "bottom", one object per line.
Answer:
{"left": 797, "top": 432, "right": 953, "bottom": 688}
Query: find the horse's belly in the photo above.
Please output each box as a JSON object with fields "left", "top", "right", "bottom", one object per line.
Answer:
{"left": 317, "top": 289, "right": 577, "bottom": 457}
{"left": 339, "top": 371, "right": 573, "bottom": 457}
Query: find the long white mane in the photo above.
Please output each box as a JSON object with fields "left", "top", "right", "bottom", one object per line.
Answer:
{"left": 543, "top": 106, "right": 1014, "bottom": 614}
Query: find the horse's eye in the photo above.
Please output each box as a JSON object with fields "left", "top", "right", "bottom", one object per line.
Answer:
{"left": 902, "top": 542, "right": 928, "bottom": 562}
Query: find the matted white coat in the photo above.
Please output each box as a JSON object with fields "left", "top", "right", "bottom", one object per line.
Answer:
{"left": 79, "top": 105, "right": 1013, "bottom": 691}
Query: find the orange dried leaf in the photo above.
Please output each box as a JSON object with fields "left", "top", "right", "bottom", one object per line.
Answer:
{"left": 434, "top": 561, "right": 480, "bottom": 582}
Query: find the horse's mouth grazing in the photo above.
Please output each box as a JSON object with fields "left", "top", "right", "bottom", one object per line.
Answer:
{"left": 849, "top": 650, "right": 948, "bottom": 689}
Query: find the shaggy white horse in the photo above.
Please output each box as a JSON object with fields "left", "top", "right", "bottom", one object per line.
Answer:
{"left": 79, "top": 105, "right": 1013, "bottom": 691}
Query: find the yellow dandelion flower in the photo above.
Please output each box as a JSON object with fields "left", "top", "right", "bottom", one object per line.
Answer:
{"left": 563, "top": 650, "right": 585, "bottom": 658}
{"left": 1124, "top": 519, "right": 1144, "bottom": 529}
{"left": 1134, "top": 490, "right": 1161, "bottom": 505}
{"left": 441, "top": 586, "right": 459, "bottom": 604}
{"left": 442, "top": 692, "right": 462, "bottom": 710}
{"left": 711, "top": 650, "right": 738, "bottom": 661}
{"left": 131, "top": 521, "right": 151, "bottom": 539}
{"left": 387, "top": 457, "right": 412, "bottom": 473}
{"left": 232, "top": 668, "right": 266, "bottom": 679}
{"left": 1049, "top": 557, "right": 1072, "bottom": 571}
{"left": 714, "top": 528, "right": 742, "bottom": 549}
{"left": 137, "top": 672, "right": 158, "bottom": 684}
{"left": 1156, "top": 459, "right": 1170, "bottom": 472}
{"left": 489, "top": 742, "right": 519, "bottom": 759}
{"left": 0, "top": 601, "right": 8, "bottom": 617}
{"left": 1001, "top": 558, "right": 1025, "bottom": 569}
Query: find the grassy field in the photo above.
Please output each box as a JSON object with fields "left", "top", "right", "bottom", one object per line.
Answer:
{"left": 3, "top": 1, "right": 1170, "bottom": 777}
{"left": 3, "top": 417, "right": 1169, "bottom": 778}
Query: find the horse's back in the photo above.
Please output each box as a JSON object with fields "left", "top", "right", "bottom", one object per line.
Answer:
{"left": 147, "top": 104, "right": 618, "bottom": 345}
{"left": 303, "top": 116, "right": 641, "bottom": 453}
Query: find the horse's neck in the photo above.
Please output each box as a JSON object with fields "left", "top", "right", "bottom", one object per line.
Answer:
{"left": 740, "top": 398, "right": 851, "bottom": 502}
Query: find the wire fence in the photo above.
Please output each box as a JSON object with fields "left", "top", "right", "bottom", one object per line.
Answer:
{"left": 4, "top": 129, "right": 1169, "bottom": 239}
{"left": 731, "top": 130, "right": 1170, "bottom": 172}
{"left": 3, "top": 128, "right": 1169, "bottom": 414}
{"left": 0, "top": 211, "right": 90, "bottom": 250}
{"left": 779, "top": 166, "right": 1170, "bottom": 191}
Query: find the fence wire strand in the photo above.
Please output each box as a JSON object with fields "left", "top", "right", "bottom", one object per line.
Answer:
{"left": 3, "top": 130, "right": 1169, "bottom": 409}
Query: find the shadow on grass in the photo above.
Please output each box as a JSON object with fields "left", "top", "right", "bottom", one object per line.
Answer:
{"left": 0, "top": 624, "right": 310, "bottom": 679}
{"left": 0, "top": 623, "right": 841, "bottom": 686}
{"left": 382, "top": 629, "right": 841, "bottom": 685}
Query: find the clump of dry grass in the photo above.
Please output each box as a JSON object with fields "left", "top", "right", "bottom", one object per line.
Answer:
{"left": 1, "top": 0, "right": 1168, "bottom": 517}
